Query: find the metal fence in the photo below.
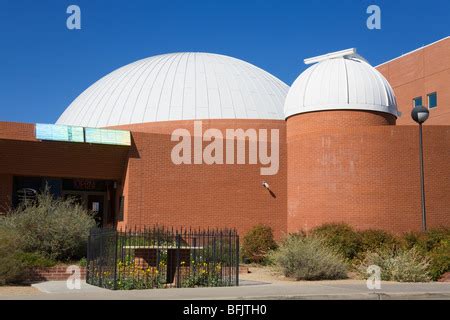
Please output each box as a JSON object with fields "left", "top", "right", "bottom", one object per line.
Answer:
{"left": 86, "top": 226, "right": 239, "bottom": 290}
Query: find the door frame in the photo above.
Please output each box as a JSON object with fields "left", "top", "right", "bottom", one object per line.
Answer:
{"left": 61, "top": 191, "right": 108, "bottom": 227}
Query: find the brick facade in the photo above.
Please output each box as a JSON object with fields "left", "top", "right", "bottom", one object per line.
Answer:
{"left": 0, "top": 121, "right": 130, "bottom": 227}
{"left": 1, "top": 39, "right": 449, "bottom": 238}
{"left": 1, "top": 114, "right": 450, "bottom": 238}
{"left": 287, "top": 111, "right": 450, "bottom": 233}
{"left": 115, "top": 119, "right": 287, "bottom": 239}
{"left": 22, "top": 266, "right": 86, "bottom": 283}
{"left": 377, "top": 37, "right": 450, "bottom": 125}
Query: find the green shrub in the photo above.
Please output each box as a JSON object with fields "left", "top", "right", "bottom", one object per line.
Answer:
{"left": 17, "top": 252, "right": 57, "bottom": 268}
{"left": 400, "top": 228, "right": 450, "bottom": 281}
{"left": 311, "top": 223, "right": 362, "bottom": 261}
{"left": 427, "top": 241, "right": 450, "bottom": 281}
{"left": 242, "top": 225, "right": 278, "bottom": 264}
{"left": 403, "top": 228, "right": 450, "bottom": 252}
{"left": 78, "top": 257, "right": 88, "bottom": 267}
{"left": 355, "top": 247, "right": 431, "bottom": 282}
{"left": 0, "top": 227, "right": 27, "bottom": 285}
{"left": 1, "top": 189, "right": 96, "bottom": 261}
{"left": 271, "top": 234, "right": 347, "bottom": 280}
{"left": 0, "top": 226, "right": 58, "bottom": 285}
{"left": 360, "top": 229, "right": 400, "bottom": 253}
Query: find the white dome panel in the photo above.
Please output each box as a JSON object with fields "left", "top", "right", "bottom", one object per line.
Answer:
{"left": 284, "top": 49, "right": 399, "bottom": 119}
{"left": 57, "top": 52, "right": 289, "bottom": 127}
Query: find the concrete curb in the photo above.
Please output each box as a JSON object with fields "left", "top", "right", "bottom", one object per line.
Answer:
{"left": 22, "top": 280, "right": 450, "bottom": 300}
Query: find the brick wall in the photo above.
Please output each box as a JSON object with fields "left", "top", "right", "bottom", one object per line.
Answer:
{"left": 286, "top": 110, "right": 396, "bottom": 137}
{"left": 0, "top": 121, "right": 129, "bottom": 212}
{"left": 1, "top": 115, "right": 450, "bottom": 238}
{"left": 287, "top": 111, "right": 450, "bottom": 233}
{"left": 0, "top": 122, "right": 37, "bottom": 142}
{"left": 116, "top": 119, "right": 287, "bottom": 239}
{"left": 23, "top": 266, "right": 86, "bottom": 283}
{"left": 377, "top": 37, "right": 450, "bottom": 125}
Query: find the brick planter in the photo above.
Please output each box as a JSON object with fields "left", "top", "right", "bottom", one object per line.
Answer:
{"left": 22, "top": 265, "right": 86, "bottom": 283}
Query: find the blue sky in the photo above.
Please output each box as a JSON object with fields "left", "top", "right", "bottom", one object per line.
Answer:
{"left": 0, "top": 0, "right": 449, "bottom": 123}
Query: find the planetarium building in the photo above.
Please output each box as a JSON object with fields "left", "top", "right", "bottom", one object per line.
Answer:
{"left": 1, "top": 38, "right": 450, "bottom": 237}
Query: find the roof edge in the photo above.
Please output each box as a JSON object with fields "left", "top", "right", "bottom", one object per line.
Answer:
{"left": 285, "top": 104, "right": 400, "bottom": 119}
{"left": 376, "top": 36, "right": 450, "bottom": 68}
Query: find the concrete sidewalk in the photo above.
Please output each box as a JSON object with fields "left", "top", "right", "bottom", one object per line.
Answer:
{"left": 0, "top": 280, "right": 447, "bottom": 300}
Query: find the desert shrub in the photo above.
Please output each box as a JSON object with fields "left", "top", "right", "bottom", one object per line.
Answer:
{"left": 355, "top": 247, "right": 431, "bottom": 282}
{"left": 311, "top": 223, "right": 362, "bottom": 261}
{"left": 0, "top": 227, "right": 27, "bottom": 285}
{"left": 401, "top": 228, "right": 450, "bottom": 280}
{"left": 0, "top": 226, "right": 57, "bottom": 285}
{"left": 402, "top": 232, "right": 422, "bottom": 250}
{"left": 78, "top": 257, "right": 88, "bottom": 267}
{"left": 403, "top": 228, "right": 450, "bottom": 252}
{"left": 0, "top": 189, "right": 96, "bottom": 261}
{"left": 271, "top": 234, "right": 347, "bottom": 280}
{"left": 360, "top": 229, "right": 400, "bottom": 253}
{"left": 242, "top": 225, "right": 278, "bottom": 264}
{"left": 427, "top": 241, "right": 450, "bottom": 281}
{"left": 17, "top": 252, "right": 57, "bottom": 268}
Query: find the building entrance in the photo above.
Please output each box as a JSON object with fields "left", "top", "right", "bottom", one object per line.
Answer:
{"left": 13, "top": 176, "right": 116, "bottom": 227}
{"left": 62, "top": 192, "right": 106, "bottom": 227}
{"left": 62, "top": 178, "right": 113, "bottom": 227}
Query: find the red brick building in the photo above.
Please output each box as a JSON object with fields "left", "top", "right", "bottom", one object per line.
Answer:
{"left": 377, "top": 36, "right": 450, "bottom": 125}
{"left": 1, "top": 40, "right": 449, "bottom": 238}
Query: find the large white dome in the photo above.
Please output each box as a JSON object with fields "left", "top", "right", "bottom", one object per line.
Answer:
{"left": 57, "top": 52, "right": 289, "bottom": 127}
{"left": 284, "top": 48, "right": 399, "bottom": 119}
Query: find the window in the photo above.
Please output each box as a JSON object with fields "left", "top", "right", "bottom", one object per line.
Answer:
{"left": 413, "top": 96, "right": 423, "bottom": 108}
{"left": 428, "top": 92, "right": 437, "bottom": 109}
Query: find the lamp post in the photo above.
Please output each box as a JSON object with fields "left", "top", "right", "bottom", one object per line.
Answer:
{"left": 411, "top": 105, "right": 429, "bottom": 232}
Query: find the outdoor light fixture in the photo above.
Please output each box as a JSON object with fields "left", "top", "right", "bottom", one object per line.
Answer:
{"left": 262, "top": 181, "right": 270, "bottom": 190}
{"left": 411, "top": 105, "right": 430, "bottom": 232}
{"left": 411, "top": 105, "right": 430, "bottom": 124}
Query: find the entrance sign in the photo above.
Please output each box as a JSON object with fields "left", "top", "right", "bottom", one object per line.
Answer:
{"left": 62, "top": 179, "right": 108, "bottom": 192}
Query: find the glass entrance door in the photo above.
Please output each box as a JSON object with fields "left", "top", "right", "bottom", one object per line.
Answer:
{"left": 62, "top": 192, "right": 106, "bottom": 227}
{"left": 87, "top": 194, "right": 105, "bottom": 227}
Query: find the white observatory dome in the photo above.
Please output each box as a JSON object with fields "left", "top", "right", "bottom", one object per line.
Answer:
{"left": 284, "top": 48, "right": 399, "bottom": 119}
{"left": 57, "top": 52, "right": 289, "bottom": 127}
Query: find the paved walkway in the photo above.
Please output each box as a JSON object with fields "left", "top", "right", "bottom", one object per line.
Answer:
{"left": 0, "top": 280, "right": 448, "bottom": 300}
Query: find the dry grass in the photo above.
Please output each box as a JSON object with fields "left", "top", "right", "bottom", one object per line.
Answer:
{"left": 240, "top": 264, "right": 363, "bottom": 284}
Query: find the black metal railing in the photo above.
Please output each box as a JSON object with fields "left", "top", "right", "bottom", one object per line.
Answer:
{"left": 86, "top": 226, "right": 239, "bottom": 290}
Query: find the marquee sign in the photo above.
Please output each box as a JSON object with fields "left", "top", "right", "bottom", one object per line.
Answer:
{"left": 84, "top": 128, "right": 131, "bottom": 146}
{"left": 35, "top": 124, "right": 131, "bottom": 146}
{"left": 35, "top": 124, "right": 84, "bottom": 143}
